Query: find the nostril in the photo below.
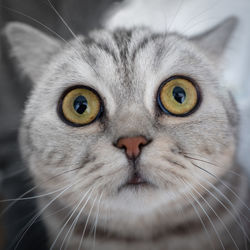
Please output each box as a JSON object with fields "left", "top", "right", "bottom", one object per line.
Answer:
{"left": 138, "top": 142, "right": 146, "bottom": 150}
{"left": 140, "top": 138, "right": 152, "bottom": 147}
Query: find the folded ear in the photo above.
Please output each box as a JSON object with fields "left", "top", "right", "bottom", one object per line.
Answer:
{"left": 190, "top": 17, "right": 238, "bottom": 63}
{"left": 3, "top": 22, "right": 62, "bottom": 83}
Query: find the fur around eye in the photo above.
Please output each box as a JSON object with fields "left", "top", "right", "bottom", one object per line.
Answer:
{"left": 58, "top": 86, "right": 103, "bottom": 126}
{"left": 157, "top": 76, "right": 200, "bottom": 116}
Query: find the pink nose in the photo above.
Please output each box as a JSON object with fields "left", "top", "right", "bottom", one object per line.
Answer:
{"left": 116, "top": 136, "right": 148, "bottom": 159}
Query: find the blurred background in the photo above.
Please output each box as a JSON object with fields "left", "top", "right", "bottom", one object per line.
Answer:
{"left": 0, "top": 0, "right": 249, "bottom": 249}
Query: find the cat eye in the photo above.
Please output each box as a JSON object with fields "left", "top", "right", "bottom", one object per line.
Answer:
{"left": 157, "top": 77, "right": 199, "bottom": 116}
{"left": 58, "top": 86, "right": 103, "bottom": 126}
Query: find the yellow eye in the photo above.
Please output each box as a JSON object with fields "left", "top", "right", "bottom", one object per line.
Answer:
{"left": 59, "top": 86, "right": 102, "bottom": 126}
{"left": 157, "top": 77, "right": 199, "bottom": 116}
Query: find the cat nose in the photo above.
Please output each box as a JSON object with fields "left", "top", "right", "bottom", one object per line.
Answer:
{"left": 116, "top": 136, "right": 149, "bottom": 159}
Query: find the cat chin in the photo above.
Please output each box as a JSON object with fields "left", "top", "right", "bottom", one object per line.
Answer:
{"left": 89, "top": 190, "right": 188, "bottom": 240}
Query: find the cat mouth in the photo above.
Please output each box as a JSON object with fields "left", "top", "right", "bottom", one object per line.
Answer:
{"left": 127, "top": 171, "right": 147, "bottom": 185}
{"left": 119, "top": 171, "right": 153, "bottom": 191}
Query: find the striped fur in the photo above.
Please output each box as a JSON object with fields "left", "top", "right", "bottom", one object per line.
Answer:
{"left": 4, "top": 19, "right": 250, "bottom": 249}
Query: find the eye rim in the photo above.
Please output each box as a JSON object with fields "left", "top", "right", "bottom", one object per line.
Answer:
{"left": 157, "top": 76, "right": 201, "bottom": 117}
{"left": 57, "top": 85, "right": 104, "bottom": 127}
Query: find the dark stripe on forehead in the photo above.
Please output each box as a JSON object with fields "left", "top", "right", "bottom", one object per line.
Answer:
{"left": 113, "top": 29, "right": 133, "bottom": 61}
{"left": 131, "top": 33, "right": 165, "bottom": 62}
{"left": 83, "top": 36, "right": 118, "bottom": 64}
{"left": 112, "top": 29, "right": 133, "bottom": 86}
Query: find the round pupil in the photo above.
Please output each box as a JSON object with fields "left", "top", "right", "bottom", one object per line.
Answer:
{"left": 73, "top": 96, "right": 88, "bottom": 114}
{"left": 172, "top": 86, "right": 186, "bottom": 104}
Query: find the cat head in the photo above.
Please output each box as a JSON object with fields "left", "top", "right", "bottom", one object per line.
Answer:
{"left": 4, "top": 18, "right": 238, "bottom": 238}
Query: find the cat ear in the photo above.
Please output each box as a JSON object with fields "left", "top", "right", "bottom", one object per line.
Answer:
{"left": 3, "top": 22, "right": 62, "bottom": 83}
{"left": 190, "top": 17, "right": 238, "bottom": 62}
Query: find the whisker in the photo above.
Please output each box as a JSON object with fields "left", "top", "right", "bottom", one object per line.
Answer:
{"left": 181, "top": 0, "right": 219, "bottom": 34}
{"left": 187, "top": 182, "right": 240, "bottom": 250}
{"left": 1, "top": 167, "right": 26, "bottom": 180}
{"left": 167, "top": 0, "right": 184, "bottom": 32}
{"left": 159, "top": 170, "right": 216, "bottom": 249}
{"left": 198, "top": 166, "right": 250, "bottom": 220}
{"left": 182, "top": 17, "right": 216, "bottom": 35}
{"left": 179, "top": 181, "right": 215, "bottom": 250}
{"left": 62, "top": 183, "right": 103, "bottom": 250}
{"left": 46, "top": 0, "right": 98, "bottom": 76}
{"left": 47, "top": 0, "right": 78, "bottom": 40}
{"left": 189, "top": 161, "right": 250, "bottom": 212}
{"left": 203, "top": 177, "right": 250, "bottom": 224}
{"left": 78, "top": 194, "right": 98, "bottom": 250}
{"left": 157, "top": 168, "right": 178, "bottom": 186}
{"left": 92, "top": 191, "right": 104, "bottom": 250}
{"left": 2, "top": 6, "right": 69, "bottom": 44}
{"left": 162, "top": 156, "right": 186, "bottom": 169}
{"left": 50, "top": 187, "right": 93, "bottom": 250}
{"left": 183, "top": 153, "right": 245, "bottom": 178}
{"left": 195, "top": 174, "right": 250, "bottom": 249}
{"left": 0, "top": 166, "right": 83, "bottom": 217}
{"left": 0, "top": 186, "right": 70, "bottom": 202}
{"left": 1, "top": 4, "right": 98, "bottom": 80}
{"left": 196, "top": 178, "right": 249, "bottom": 243}
{"left": 183, "top": 181, "right": 225, "bottom": 250}
{"left": 12, "top": 180, "right": 81, "bottom": 250}
{"left": 62, "top": 187, "right": 99, "bottom": 250}
{"left": 40, "top": 201, "right": 76, "bottom": 224}
{"left": 202, "top": 180, "right": 249, "bottom": 250}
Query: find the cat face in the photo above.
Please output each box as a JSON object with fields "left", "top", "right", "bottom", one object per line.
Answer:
{"left": 5, "top": 19, "right": 238, "bottom": 238}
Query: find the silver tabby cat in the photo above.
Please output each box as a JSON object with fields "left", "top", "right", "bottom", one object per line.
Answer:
{"left": 4, "top": 17, "right": 250, "bottom": 249}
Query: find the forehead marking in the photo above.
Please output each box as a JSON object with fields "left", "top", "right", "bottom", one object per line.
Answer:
{"left": 131, "top": 33, "right": 165, "bottom": 63}
{"left": 83, "top": 36, "right": 118, "bottom": 64}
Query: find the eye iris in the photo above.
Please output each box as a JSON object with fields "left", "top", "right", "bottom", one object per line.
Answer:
{"left": 73, "top": 96, "right": 88, "bottom": 114}
{"left": 60, "top": 86, "right": 102, "bottom": 126}
{"left": 158, "top": 77, "right": 199, "bottom": 116}
{"left": 173, "top": 86, "right": 186, "bottom": 104}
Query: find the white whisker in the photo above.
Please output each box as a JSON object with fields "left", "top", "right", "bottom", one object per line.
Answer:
{"left": 50, "top": 187, "right": 93, "bottom": 250}
{"left": 2, "top": 6, "right": 68, "bottom": 44}
{"left": 47, "top": 0, "right": 78, "bottom": 40}
{"left": 47, "top": 0, "right": 98, "bottom": 76}
{"left": 12, "top": 180, "right": 81, "bottom": 250}
{"left": 184, "top": 181, "right": 226, "bottom": 250}
{"left": 0, "top": 167, "right": 84, "bottom": 217}
{"left": 92, "top": 190, "right": 104, "bottom": 250}
{"left": 181, "top": 0, "right": 219, "bottom": 34}
{"left": 167, "top": 0, "right": 184, "bottom": 32}
{"left": 195, "top": 175, "right": 250, "bottom": 243}
{"left": 60, "top": 187, "right": 96, "bottom": 250}
{"left": 188, "top": 182, "right": 239, "bottom": 250}
{"left": 0, "top": 186, "right": 69, "bottom": 202}
{"left": 180, "top": 182, "right": 215, "bottom": 250}
{"left": 1, "top": 167, "right": 26, "bottom": 180}
{"left": 190, "top": 161, "right": 250, "bottom": 211}
{"left": 78, "top": 194, "right": 98, "bottom": 250}
{"left": 183, "top": 153, "right": 245, "bottom": 178}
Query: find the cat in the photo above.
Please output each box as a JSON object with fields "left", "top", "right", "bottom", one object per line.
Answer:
{"left": 3, "top": 16, "right": 250, "bottom": 250}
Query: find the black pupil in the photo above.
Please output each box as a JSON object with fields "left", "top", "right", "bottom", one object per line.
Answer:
{"left": 172, "top": 87, "right": 186, "bottom": 104}
{"left": 73, "top": 96, "right": 88, "bottom": 114}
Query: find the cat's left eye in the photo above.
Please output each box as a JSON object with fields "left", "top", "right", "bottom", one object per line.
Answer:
{"left": 58, "top": 86, "right": 103, "bottom": 126}
{"left": 157, "top": 77, "right": 199, "bottom": 116}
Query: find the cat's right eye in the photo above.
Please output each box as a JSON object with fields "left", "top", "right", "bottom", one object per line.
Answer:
{"left": 58, "top": 86, "right": 103, "bottom": 126}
